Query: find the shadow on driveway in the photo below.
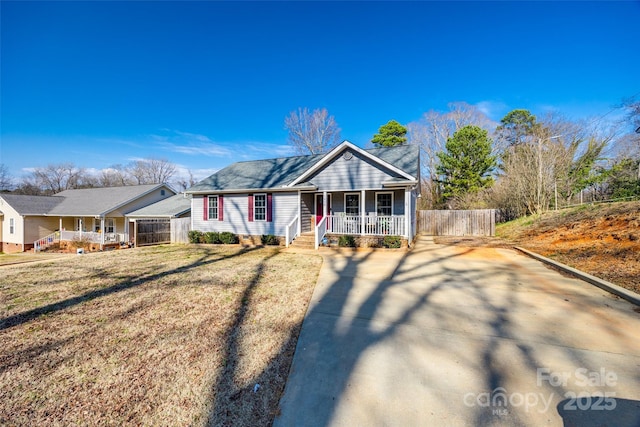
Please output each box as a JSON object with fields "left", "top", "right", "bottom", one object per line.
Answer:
{"left": 272, "top": 236, "right": 640, "bottom": 427}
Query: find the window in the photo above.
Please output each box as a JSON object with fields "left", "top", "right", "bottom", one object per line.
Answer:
{"left": 376, "top": 193, "right": 393, "bottom": 216}
{"left": 161, "top": 189, "right": 166, "bottom": 196}
{"left": 208, "top": 196, "right": 219, "bottom": 220}
{"left": 105, "top": 218, "right": 115, "bottom": 233}
{"left": 345, "top": 194, "right": 360, "bottom": 216}
{"left": 9, "top": 218, "right": 14, "bottom": 234}
{"left": 254, "top": 194, "right": 267, "bottom": 221}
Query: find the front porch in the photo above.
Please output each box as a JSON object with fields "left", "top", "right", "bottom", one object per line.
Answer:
{"left": 35, "top": 231, "right": 130, "bottom": 252}
{"left": 33, "top": 215, "right": 131, "bottom": 252}
{"left": 287, "top": 189, "right": 415, "bottom": 249}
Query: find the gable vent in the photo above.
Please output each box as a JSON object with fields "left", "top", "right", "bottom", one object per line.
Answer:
{"left": 343, "top": 151, "right": 353, "bottom": 161}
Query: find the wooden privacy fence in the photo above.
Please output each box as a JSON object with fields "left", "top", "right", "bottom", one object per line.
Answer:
{"left": 418, "top": 209, "right": 496, "bottom": 237}
{"left": 136, "top": 219, "right": 171, "bottom": 246}
{"left": 171, "top": 217, "right": 191, "bottom": 243}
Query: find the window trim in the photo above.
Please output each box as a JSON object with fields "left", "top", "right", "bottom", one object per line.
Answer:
{"left": 344, "top": 193, "right": 360, "bottom": 216}
{"left": 375, "top": 192, "right": 394, "bottom": 216}
{"left": 208, "top": 195, "right": 219, "bottom": 220}
{"left": 105, "top": 218, "right": 115, "bottom": 234}
{"left": 254, "top": 193, "right": 267, "bottom": 222}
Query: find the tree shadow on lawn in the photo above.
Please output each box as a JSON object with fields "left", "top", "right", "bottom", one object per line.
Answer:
{"left": 0, "top": 246, "right": 260, "bottom": 332}
{"left": 211, "top": 239, "right": 640, "bottom": 427}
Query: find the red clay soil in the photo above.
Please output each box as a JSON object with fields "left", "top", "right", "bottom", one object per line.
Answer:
{"left": 436, "top": 202, "right": 640, "bottom": 295}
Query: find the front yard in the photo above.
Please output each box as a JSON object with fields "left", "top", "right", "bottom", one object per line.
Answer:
{"left": 0, "top": 245, "right": 322, "bottom": 426}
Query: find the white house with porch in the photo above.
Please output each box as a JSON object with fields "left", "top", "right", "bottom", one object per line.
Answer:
{"left": 0, "top": 184, "right": 175, "bottom": 253}
{"left": 186, "top": 141, "right": 420, "bottom": 249}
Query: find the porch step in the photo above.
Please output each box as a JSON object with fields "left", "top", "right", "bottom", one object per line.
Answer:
{"left": 289, "top": 233, "right": 316, "bottom": 249}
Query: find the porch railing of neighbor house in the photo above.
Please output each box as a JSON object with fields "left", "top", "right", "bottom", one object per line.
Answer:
{"left": 60, "top": 231, "right": 126, "bottom": 244}
{"left": 326, "top": 215, "right": 406, "bottom": 236}
{"left": 34, "top": 231, "right": 60, "bottom": 252}
{"left": 315, "top": 216, "right": 328, "bottom": 249}
{"left": 285, "top": 216, "right": 299, "bottom": 248}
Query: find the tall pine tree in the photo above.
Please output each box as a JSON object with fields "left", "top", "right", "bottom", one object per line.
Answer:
{"left": 371, "top": 120, "right": 407, "bottom": 147}
{"left": 437, "top": 125, "right": 496, "bottom": 201}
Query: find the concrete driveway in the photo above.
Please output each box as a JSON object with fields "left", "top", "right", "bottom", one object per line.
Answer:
{"left": 275, "top": 236, "right": 640, "bottom": 427}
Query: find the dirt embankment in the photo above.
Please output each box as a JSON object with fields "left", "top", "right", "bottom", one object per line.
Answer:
{"left": 438, "top": 202, "right": 640, "bottom": 294}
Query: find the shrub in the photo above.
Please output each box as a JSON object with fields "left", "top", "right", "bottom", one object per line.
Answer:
{"left": 382, "top": 235, "right": 402, "bottom": 249}
{"left": 204, "top": 231, "right": 221, "bottom": 244}
{"left": 338, "top": 235, "right": 356, "bottom": 247}
{"left": 261, "top": 234, "right": 280, "bottom": 246}
{"left": 188, "top": 230, "right": 203, "bottom": 244}
{"left": 71, "top": 236, "right": 93, "bottom": 250}
{"left": 219, "top": 232, "right": 239, "bottom": 244}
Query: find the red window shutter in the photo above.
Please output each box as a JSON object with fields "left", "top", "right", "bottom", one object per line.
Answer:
{"left": 218, "top": 195, "right": 224, "bottom": 221}
{"left": 266, "top": 193, "right": 273, "bottom": 222}
{"left": 203, "top": 196, "right": 208, "bottom": 221}
{"left": 248, "top": 194, "right": 254, "bottom": 222}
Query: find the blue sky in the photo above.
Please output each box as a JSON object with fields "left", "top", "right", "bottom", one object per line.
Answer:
{"left": 1, "top": 1, "right": 639, "bottom": 182}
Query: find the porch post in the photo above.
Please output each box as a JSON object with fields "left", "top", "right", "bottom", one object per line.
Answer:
{"left": 297, "top": 190, "right": 301, "bottom": 235}
{"left": 361, "top": 189, "right": 365, "bottom": 235}
{"left": 100, "top": 217, "right": 105, "bottom": 249}
{"left": 59, "top": 218, "right": 62, "bottom": 232}
{"left": 405, "top": 188, "right": 411, "bottom": 241}
{"left": 322, "top": 191, "right": 327, "bottom": 218}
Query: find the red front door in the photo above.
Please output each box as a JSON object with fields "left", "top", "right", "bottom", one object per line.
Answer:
{"left": 315, "top": 194, "right": 331, "bottom": 225}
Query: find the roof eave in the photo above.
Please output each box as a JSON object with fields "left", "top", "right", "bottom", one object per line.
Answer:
{"left": 382, "top": 179, "right": 419, "bottom": 188}
{"left": 186, "top": 185, "right": 316, "bottom": 195}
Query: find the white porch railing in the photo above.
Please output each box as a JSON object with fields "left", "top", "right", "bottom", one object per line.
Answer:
{"left": 285, "top": 216, "right": 299, "bottom": 248}
{"left": 34, "top": 232, "right": 60, "bottom": 252}
{"left": 59, "top": 231, "right": 126, "bottom": 244}
{"left": 326, "top": 215, "right": 405, "bottom": 236}
{"left": 315, "top": 216, "right": 328, "bottom": 250}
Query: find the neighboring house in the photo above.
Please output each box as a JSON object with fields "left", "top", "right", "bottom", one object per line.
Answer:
{"left": 185, "top": 141, "right": 420, "bottom": 248}
{"left": 0, "top": 184, "right": 175, "bottom": 253}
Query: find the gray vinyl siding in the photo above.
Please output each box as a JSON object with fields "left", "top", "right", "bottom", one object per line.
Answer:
{"left": 308, "top": 149, "right": 404, "bottom": 191}
{"left": 301, "top": 193, "right": 313, "bottom": 233}
{"left": 192, "top": 192, "right": 298, "bottom": 237}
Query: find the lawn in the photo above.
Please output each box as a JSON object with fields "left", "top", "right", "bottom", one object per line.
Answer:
{"left": 0, "top": 252, "right": 71, "bottom": 267}
{"left": 0, "top": 244, "right": 322, "bottom": 426}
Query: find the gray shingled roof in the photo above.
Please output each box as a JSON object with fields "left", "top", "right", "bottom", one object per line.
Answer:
{"left": 187, "top": 153, "right": 325, "bottom": 192}
{"left": 187, "top": 143, "right": 419, "bottom": 193}
{"left": 0, "top": 194, "right": 64, "bottom": 215}
{"left": 367, "top": 144, "right": 420, "bottom": 178}
{"left": 1, "top": 185, "right": 174, "bottom": 217}
{"left": 50, "top": 184, "right": 171, "bottom": 216}
{"left": 127, "top": 194, "right": 191, "bottom": 218}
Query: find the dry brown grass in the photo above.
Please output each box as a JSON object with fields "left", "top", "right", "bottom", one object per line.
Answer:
{"left": 0, "top": 244, "right": 322, "bottom": 426}
{"left": 0, "top": 252, "right": 71, "bottom": 267}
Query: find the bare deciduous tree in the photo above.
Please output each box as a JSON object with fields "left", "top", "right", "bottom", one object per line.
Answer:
{"left": 27, "top": 163, "right": 87, "bottom": 194}
{"left": 128, "top": 158, "right": 177, "bottom": 184}
{"left": 98, "top": 164, "right": 134, "bottom": 187}
{"left": 175, "top": 169, "right": 197, "bottom": 191}
{"left": 491, "top": 114, "right": 612, "bottom": 216}
{"left": 0, "top": 164, "right": 12, "bottom": 191}
{"left": 284, "top": 107, "right": 342, "bottom": 155}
